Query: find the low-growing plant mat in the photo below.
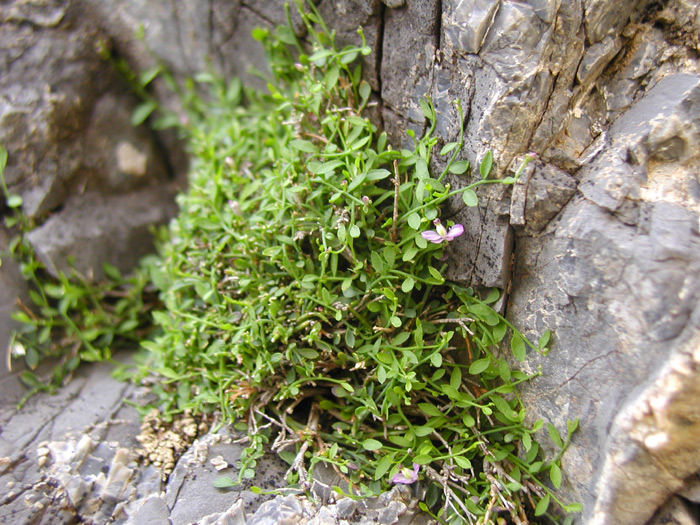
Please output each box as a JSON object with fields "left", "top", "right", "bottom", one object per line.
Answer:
{"left": 132, "top": 5, "right": 579, "bottom": 524}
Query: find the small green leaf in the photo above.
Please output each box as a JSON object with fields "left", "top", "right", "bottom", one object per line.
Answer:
{"left": 6, "top": 195, "right": 22, "bottom": 208}
{"left": 418, "top": 402, "right": 442, "bottom": 417}
{"left": 402, "top": 246, "right": 418, "bottom": 261}
{"left": 462, "top": 413, "right": 475, "bottom": 427}
{"left": 290, "top": 139, "right": 318, "bottom": 153}
{"left": 407, "top": 213, "right": 421, "bottom": 230}
{"left": 131, "top": 100, "right": 158, "bottom": 126}
{"left": 414, "top": 426, "right": 433, "bottom": 437}
{"left": 427, "top": 266, "right": 444, "bottom": 283}
{"left": 450, "top": 367, "right": 462, "bottom": 390}
{"left": 359, "top": 81, "right": 372, "bottom": 103}
{"left": 213, "top": 476, "right": 237, "bottom": 489}
{"left": 498, "top": 359, "right": 511, "bottom": 382}
{"left": 401, "top": 277, "right": 415, "bottom": 293}
{"left": 275, "top": 25, "right": 297, "bottom": 45}
{"left": 325, "top": 65, "right": 340, "bottom": 90}
{"left": 547, "top": 423, "right": 564, "bottom": 448}
{"left": 469, "top": 358, "right": 490, "bottom": 375}
{"left": 366, "top": 169, "right": 391, "bottom": 180}
{"left": 479, "top": 151, "right": 493, "bottom": 179}
{"left": 340, "top": 50, "right": 359, "bottom": 64}
{"left": 567, "top": 418, "right": 580, "bottom": 436}
{"left": 348, "top": 225, "right": 361, "bottom": 238}
{"left": 0, "top": 146, "right": 7, "bottom": 172}
{"left": 309, "top": 160, "right": 344, "bottom": 174}
{"left": 484, "top": 288, "right": 500, "bottom": 304}
{"left": 374, "top": 454, "right": 394, "bottom": 480}
{"left": 25, "top": 347, "right": 39, "bottom": 369}
{"left": 564, "top": 502, "right": 584, "bottom": 513}
{"left": 413, "top": 454, "right": 432, "bottom": 465}
{"left": 448, "top": 160, "right": 469, "bottom": 174}
{"left": 538, "top": 329, "right": 551, "bottom": 350}
{"left": 440, "top": 142, "right": 459, "bottom": 155}
{"left": 419, "top": 99, "right": 433, "bottom": 120}
{"left": 454, "top": 456, "right": 471, "bottom": 469}
{"left": 415, "top": 159, "right": 429, "bottom": 180}
{"left": 371, "top": 251, "right": 386, "bottom": 274}
{"left": 535, "top": 494, "right": 550, "bottom": 516}
{"left": 491, "top": 394, "right": 518, "bottom": 421}
{"left": 425, "top": 178, "right": 445, "bottom": 193}
{"left": 550, "top": 463, "right": 562, "bottom": 489}
{"left": 511, "top": 334, "right": 526, "bottom": 361}
{"left": 462, "top": 188, "right": 478, "bottom": 207}
{"left": 139, "top": 66, "right": 161, "bottom": 87}
{"left": 362, "top": 439, "right": 383, "bottom": 451}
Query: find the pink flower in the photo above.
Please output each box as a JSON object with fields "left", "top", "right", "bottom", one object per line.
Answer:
{"left": 421, "top": 219, "right": 464, "bottom": 244}
{"left": 392, "top": 463, "right": 420, "bottom": 484}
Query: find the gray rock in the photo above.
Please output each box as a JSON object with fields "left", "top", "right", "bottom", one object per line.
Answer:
{"left": 166, "top": 431, "right": 288, "bottom": 524}
{"left": 247, "top": 494, "right": 315, "bottom": 525}
{"left": 129, "top": 494, "right": 172, "bottom": 525}
{"left": 442, "top": 0, "right": 500, "bottom": 55}
{"left": 648, "top": 496, "right": 700, "bottom": 525}
{"left": 583, "top": 0, "right": 653, "bottom": 44}
{"left": 25, "top": 186, "right": 177, "bottom": 280}
{"left": 381, "top": 0, "right": 439, "bottom": 133}
{"left": 509, "top": 73, "right": 700, "bottom": 524}
{"left": 510, "top": 160, "right": 577, "bottom": 235}
{"left": 576, "top": 36, "right": 623, "bottom": 89}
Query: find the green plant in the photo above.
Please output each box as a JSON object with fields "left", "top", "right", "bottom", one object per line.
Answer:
{"left": 0, "top": 146, "right": 156, "bottom": 405}
{"left": 133, "top": 3, "right": 580, "bottom": 523}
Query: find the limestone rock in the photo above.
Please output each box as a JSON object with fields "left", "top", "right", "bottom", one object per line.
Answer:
{"left": 508, "top": 72, "right": 700, "bottom": 523}
{"left": 25, "top": 186, "right": 177, "bottom": 280}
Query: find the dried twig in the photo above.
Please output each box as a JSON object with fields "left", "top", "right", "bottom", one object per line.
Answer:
{"left": 390, "top": 159, "right": 399, "bottom": 242}
{"left": 285, "top": 402, "right": 320, "bottom": 488}
{"left": 431, "top": 317, "right": 476, "bottom": 336}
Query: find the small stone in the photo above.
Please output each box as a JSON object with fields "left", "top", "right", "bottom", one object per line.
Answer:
{"left": 116, "top": 141, "right": 148, "bottom": 177}
{"left": 210, "top": 456, "right": 229, "bottom": 471}
{"left": 334, "top": 497, "right": 357, "bottom": 519}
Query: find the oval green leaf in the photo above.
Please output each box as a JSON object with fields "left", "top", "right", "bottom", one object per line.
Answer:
{"left": 362, "top": 438, "right": 383, "bottom": 451}
{"left": 469, "top": 358, "right": 490, "bottom": 375}
{"left": 462, "top": 188, "right": 478, "bottom": 207}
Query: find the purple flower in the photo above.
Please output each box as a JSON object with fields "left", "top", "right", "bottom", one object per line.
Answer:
{"left": 421, "top": 219, "right": 464, "bottom": 244}
{"left": 392, "top": 463, "right": 420, "bottom": 484}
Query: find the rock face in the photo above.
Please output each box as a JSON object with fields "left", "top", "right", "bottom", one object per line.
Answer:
{"left": 3, "top": 0, "right": 700, "bottom": 523}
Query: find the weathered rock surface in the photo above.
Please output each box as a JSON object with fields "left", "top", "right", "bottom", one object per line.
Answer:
{"left": 3, "top": 0, "right": 700, "bottom": 523}
{"left": 509, "top": 71, "right": 700, "bottom": 524}
{"left": 25, "top": 186, "right": 178, "bottom": 280}
{"left": 0, "top": 357, "right": 431, "bottom": 524}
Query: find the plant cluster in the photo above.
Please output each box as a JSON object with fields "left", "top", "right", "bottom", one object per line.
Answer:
{"left": 129, "top": 4, "right": 579, "bottom": 523}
